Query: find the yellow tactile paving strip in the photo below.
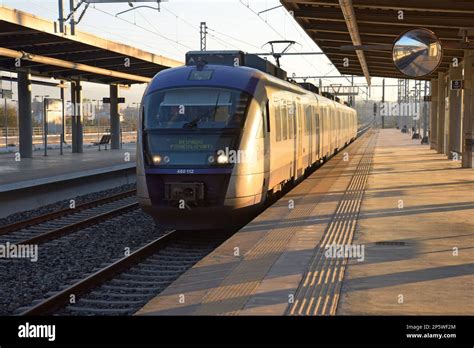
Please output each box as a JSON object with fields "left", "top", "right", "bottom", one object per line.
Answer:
{"left": 137, "top": 131, "right": 374, "bottom": 315}
{"left": 288, "top": 132, "right": 378, "bottom": 316}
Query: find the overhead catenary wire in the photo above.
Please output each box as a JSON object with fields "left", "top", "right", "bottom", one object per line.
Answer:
{"left": 239, "top": 0, "right": 286, "bottom": 40}
{"left": 53, "top": 1, "right": 370, "bottom": 96}
{"left": 161, "top": 6, "right": 265, "bottom": 53}
{"left": 206, "top": 27, "right": 263, "bottom": 52}
{"left": 90, "top": 6, "right": 194, "bottom": 51}
{"left": 239, "top": 1, "right": 339, "bottom": 84}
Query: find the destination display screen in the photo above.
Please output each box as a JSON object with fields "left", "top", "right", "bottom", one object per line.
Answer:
{"left": 146, "top": 133, "right": 238, "bottom": 166}
{"left": 148, "top": 134, "right": 233, "bottom": 152}
{"left": 168, "top": 138, "right": 214, "bottom": 151}
{"left": 188, "top": 70, "right": 213, "bottom": 81}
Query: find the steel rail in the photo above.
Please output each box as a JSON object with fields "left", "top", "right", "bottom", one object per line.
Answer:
{"left": 0, "top": 189, "right": 136, "bottom": 236}
{"left": 16, "top": 202, "right": 139, "bottom": 246}
{"left": 19, "top": 230, "right": 178, "bottom": 316}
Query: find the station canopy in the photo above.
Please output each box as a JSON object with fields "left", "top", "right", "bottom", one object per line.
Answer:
{"left": 281, "top": 0, "right": 474, "bottom": 80}
{"left": 0, "top": 6, "right": 182, "bottom": 85}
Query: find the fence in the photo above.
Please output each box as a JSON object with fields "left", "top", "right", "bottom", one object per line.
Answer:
{"left": 0, "top": 126, "right": 137, "bottom": 146}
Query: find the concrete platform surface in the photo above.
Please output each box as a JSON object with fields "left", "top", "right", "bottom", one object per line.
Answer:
{"left": 338, "top": 129, "right": 474, "bottom": 315}
{"left": 137, "top": 129, "right": 474, "bottom": 316}
{"left": 0, "top": 144, "right": 136, "bottom": 192}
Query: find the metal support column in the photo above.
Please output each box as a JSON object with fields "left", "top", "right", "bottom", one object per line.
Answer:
{"left": 17, "top": 71, "right": 32, "bottom": 158}
{"left": 200, "top": 22, "right": 207, "bottom": 51}
{"left": 404, "top": 79, "right": 409, "bottom": 131}
{"left": 421, "top": 81, "right": 429, "bottom": 144}
{"left": 110, "top": 84, "right": 120, "bottom": 150}
{"left": 447, "top": 65, "right": 463, "bottom": 159}
{"left": 75, "top": 80, "right": 83, "bottom": 153}
{"left": 60, "top": 81, "right": 65, "bottom": 155}
{"left": 69, "top": 0, "right": 75, "bottom": 35}
{"left": 58, "top": 0, "right": 65, "bottom": 33}
{"left": 462, "top": 50, "right": 474, "bottom": 168}
{"left": 70, "top": 81, "right": 77, "bottom": 153}
{"left": 397, "top": 79, "right": 401, "bottom": 129}
{"left": 430, "top": 78, "right": 438, "bottom": 149}
{"left": 381, "top": 78, "right": 385, "bottom": 129}
{"left": 437, "top": 72, "right": 446, "bottom": 154}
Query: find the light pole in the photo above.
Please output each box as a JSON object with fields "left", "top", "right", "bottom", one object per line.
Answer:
{"left": 132, "top": 102, "right": 140, "bottom": 129}
{"left": 3, "top": 97, "right": 7, "bottom": 149}
{"left": 11, "top": 100, "right": 18, "bottom": 146}
{"left": 35, "top": 95, "right": 50, "bottom": 156}
{"left": 91, "top": 99, "right": 100, "bottom": 143}
{"left": 132, "top": 102, "right": 140, "bottom": 116}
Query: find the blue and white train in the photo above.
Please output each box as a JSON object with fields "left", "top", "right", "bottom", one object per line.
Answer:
{"left": 137, "top": 51, "right": 358, "bottom": 230}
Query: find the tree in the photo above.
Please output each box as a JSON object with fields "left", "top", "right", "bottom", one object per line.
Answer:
{"left": 0, "top": 105, "right": 18, "bottom": 128}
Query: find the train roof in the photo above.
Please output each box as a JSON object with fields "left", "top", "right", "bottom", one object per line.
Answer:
{"left": 146, "top": 59, "right": 354, "bottom": 113}
{"left": 146, "top": 64, "right": 262, "bottom": 96}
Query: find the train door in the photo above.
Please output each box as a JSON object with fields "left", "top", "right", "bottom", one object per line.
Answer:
{"left": 306, "top": 104, "right": 312, "bottom": 166}
{"left": 297, "top": 101, "right": 303, "bottom": 177}
{"left": 330, "top": 107, "right": 335, "bottom": 153}
{"left": 321, "top": 106, "right": 327, "bottom": 157}
{"left": 262, "top": 99, "right": 271, "bottom": 195}
{"left": 319, "top": 106, "right": 324, "bottom": 158}
{"left": 315, "top": 105, "right": 321, "bottom": 160}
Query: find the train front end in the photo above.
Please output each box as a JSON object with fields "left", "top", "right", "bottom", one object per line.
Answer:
{"left": 137, "top": 58, "right": 267, "bottom": 230}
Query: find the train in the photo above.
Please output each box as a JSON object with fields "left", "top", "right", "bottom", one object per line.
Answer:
{"left": 137, "top": 51, "right": 358, "bottom": 230}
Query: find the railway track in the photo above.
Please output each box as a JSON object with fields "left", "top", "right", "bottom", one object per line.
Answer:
{"left": 19, "top": 229, "right": 233, "bottom": 316}
{"left": 0, "top": 190, "right": 138, "bottom": 245}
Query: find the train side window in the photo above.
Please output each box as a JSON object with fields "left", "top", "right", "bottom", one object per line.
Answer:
{"left": 275, "top": 100, "right": 282, "bottom": 142}
{"left": 316, "top": 111, "right": 320, "bottom": 134}
{"left": 258, "top": 101, "right": 267, "bottom": 139}
{"left": 265, "top": 100, "right": 270, "bottom": 133}
{"left": 305, "top": 105, "right": 311, "bottom": 135}
{"left": 291, "top": 101, "right": 296, "bottom": 139}
{"left": 287, "top": 101, "right": 294, "bottom": 140}
{"left": 281, "top": 101, "right": 288, "bottom": 141}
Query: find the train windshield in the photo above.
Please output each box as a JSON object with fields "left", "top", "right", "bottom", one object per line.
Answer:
{"left": 144, "top": 87, "right": 249, "bottom": 129}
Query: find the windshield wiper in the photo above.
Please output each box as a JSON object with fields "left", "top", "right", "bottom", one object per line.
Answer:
{"left": 182, "top": 93, "right": 221, "bottom": 129}
{"left": 183, "top": 117, "right": 201, "bottom": 129}
{"left": 212, "top": 92, "right": 220, "bottom": 122}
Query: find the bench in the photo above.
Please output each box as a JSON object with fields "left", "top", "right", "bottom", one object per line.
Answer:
{"left": 93, "top": 134, "right": 111, "bottom": 151}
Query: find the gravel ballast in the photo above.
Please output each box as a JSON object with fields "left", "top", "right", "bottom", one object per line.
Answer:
{"left": 0, "top": 208, "right": 163, "bottom": 315}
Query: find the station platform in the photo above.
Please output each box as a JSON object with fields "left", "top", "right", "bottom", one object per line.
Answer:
{"left": 0, "top": 144, "right": 136, "bottom": 192}
{"left": 0, "top": 144, "right": 136, "bottom": 218}
{"left": 137, "top": 129, "right": 474, "bottom": 316}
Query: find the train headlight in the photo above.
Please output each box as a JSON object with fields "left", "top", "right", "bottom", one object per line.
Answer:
{"left": 152, "top": 155, "right": 163, "bottom": 165}
{"left": 217, "top": 154, "right": 229, "bottom": 164}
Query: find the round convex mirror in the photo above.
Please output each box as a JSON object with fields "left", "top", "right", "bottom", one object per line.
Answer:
{"left": 392, "top": 28, "right": 443, "bottom": 77}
